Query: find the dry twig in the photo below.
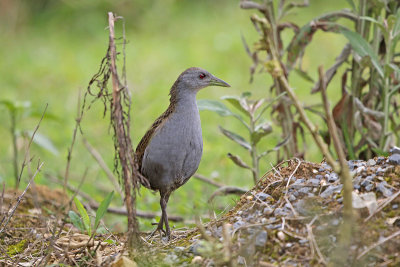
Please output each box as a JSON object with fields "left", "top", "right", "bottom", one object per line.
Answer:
{"left": 357, "top": 230, "right": 400, "bottom": 260}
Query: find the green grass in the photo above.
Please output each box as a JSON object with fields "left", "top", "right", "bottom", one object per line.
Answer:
{"left": 0, "top": 0, "right": 350, "bottom": 231}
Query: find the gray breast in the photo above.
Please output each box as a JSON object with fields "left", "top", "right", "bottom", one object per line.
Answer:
{"left": 141, "top": 103, "right": 203, "bottom": 192}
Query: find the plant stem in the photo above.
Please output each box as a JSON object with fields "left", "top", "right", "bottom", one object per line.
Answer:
{"left": 380, "top": 34, "right": 392, "bottom": 149}
{"left": 9, "top": 111, "right": 19, "bottom": 189}
{"left": 249, "top": 115, "right": 259, "bottom": 184}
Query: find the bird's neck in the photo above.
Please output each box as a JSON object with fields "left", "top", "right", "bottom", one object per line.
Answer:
{"left": 169, "top": 84, "right": 199, "bottom": 113}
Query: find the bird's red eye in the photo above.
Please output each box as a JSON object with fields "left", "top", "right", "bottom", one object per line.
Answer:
{"left": 199, "top": 73, "right": 206, "bottom": 79}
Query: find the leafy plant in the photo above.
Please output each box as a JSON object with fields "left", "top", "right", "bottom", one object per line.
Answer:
{"left": 239, "top": 0, "right": 400, "bottom": 160}
{"left": 198, "top": 92, "right": 288, "bottom": 184}
{"left": 68, "top": 191, "right": 114, "bottom": 236}
{"left": 0, "top": 100, "right": 59, "bottom": 188}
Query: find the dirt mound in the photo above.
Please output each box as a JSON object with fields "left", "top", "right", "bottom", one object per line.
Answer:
{"left": 154, "top": 158, "right": 400, "bottom": 266}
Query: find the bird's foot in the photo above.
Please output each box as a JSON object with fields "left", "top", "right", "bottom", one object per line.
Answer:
{"left": 146, "top": 222, "right": 166, "bottom": 241}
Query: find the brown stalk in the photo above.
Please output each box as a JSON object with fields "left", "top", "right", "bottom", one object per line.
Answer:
{"left": 319, "top": 66, "right": 353, "bottom": 266}
{"left": 107, "top": 12, "right": 140, "bottom": 248}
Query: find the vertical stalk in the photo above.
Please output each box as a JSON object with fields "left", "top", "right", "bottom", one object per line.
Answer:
{"left": 249, "top": 115, "right": 259, "bottom": 184}
{"left": 108, "top": 12, "right": 140, "bottom": 248}
{"left": 10, "top": 111, "right": 19, "bottom": 189}
{"left": 380, "top": 36, "right": 392, "bottom": 149}
{"left": 265, "top": 1, "right": 296, "bottom": 157}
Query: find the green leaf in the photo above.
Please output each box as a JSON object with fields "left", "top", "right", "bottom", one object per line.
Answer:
{"left": 219, "top": 126, "right": 251, "bottom": 150}
{"left": 371, "top": 148, "right": 390, "bottom": 157}
{"left": 393, "top": 9, "right": 400, "bottom": 38}
{"left": 74, "top": 197, "right": 91, "bottom": 236}
{"left": 197, "top": 99, "right": 235, "bottom": 117}
{"left": 251, "top": 123, "right": 273, "bottom": 145}
{"left": 255, "top": 92, "right": 287, "bottom": 122}
{"left": 293, "top": 68, "right": 315, "bottom": 83}
{"left": 198, "top": 99, "right": 250, "bottom": 130}
{"left": 96, "top": 227, "right": 108, "bottom": 234}
{"left": 68, "top": 210, "right": 85, "bottom": 232}
{"left": 94, "top": 191, "right": 114, "bottom": 231}
{"left": 227, "top": 153, "right": 250, "bottom": 169}
{"left": 0, "top": 100, "right": 30, "bottom": 112}
{"left": 341, "top": 29, "right": 384, "bottom": 78}
{"left": 26, "top": 131, "right": 59, "bottom": 155}
{"left": 221, "top": 95, "right": 250, "bottom": 116}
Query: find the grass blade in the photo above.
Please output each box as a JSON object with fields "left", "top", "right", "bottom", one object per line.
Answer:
{"left": 74, "top": 197, "right": 91, "bottom": 236}
{"left": 94, "top": 191, "right": 114, "bottom": 231}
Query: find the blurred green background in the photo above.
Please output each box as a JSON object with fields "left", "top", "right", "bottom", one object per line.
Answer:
{"left": 0, "top": 0, "right": 350, "bottom": 231}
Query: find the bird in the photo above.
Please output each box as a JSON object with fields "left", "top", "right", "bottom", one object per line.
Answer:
{"left": 135, "top": 67, "right": 230, "bottom": 240}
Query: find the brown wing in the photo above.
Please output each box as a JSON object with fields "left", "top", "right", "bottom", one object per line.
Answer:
{"left": 135, "top": 105, "right": 175, "bottom": 173}
{"left": 135, "top": 75, "right": 182, "bottom": 173}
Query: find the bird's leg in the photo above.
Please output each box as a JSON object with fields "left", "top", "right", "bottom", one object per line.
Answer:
{"left": 147, "top": 191, "right": 171, "bottom": 240}
{"left": 161, "top": 192, "right": 171, "bottom": 239}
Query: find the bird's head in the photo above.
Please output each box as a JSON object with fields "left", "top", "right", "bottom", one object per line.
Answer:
{"left": 177, "top": 67, "right": 230, "bottom": 91}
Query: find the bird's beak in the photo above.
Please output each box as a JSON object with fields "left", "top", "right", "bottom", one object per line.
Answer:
{"left": 209, "top": 76, "right": 231, "bottom": 87}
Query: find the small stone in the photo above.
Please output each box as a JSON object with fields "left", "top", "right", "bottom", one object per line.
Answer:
{"left": 164, "top": 253, "right": 178, "bottom": 264}
{"left": 320, "top": 184, "right": 343, "bottom": 198}
{"left": 288, "top": 194, "right": 296, "bottom": 201}
{"left": 309, "top": 179, "right": 320, "bottom": 186}
{"left": 353, "top": 184, "right": 360, "bottom": 190}
{"left": 255, "top": 192, "right": 271, "bottom": 201}
{"left": 392, "top": 204, "right": 398, "bottom": 209}
{"left": 233, "top": 220, "right": 246, "bottom": 230}
{"left": 294, "top": 178, "right": 305, "bottom": 184}
{"left": 337, "top": 197, "right": 343, "bottom": 203}
{"left": 365, "top": 184, "right": 373, "bottom": 191}
{"left": 367, "top": 159, "right": 376, "bottom": 166}
{"left": 356, "top": 166, "right": 366, "bottom": 174}
{"left": 191, "top": 256, "right": 203, "bottom": 264}
{"left": 376, "top": 157, "right": 385, "bottom": 164}
{"left": 174, "top": 247, "right": 185, "bottom": 253}
{"left": 312, "top": 169, "right": 318, "bottom": 174}
{"left": 263, "top": 207, "right": 273, "bottom": 215}
{"left": 315, "top": 174, "right": 323, "bottom": 180}
{"left": 388, "top": 154, "right": 400, "bottom": 165}
{"left": 376, "top": 167, "right": 385, "bottom": 175}
{"left": 377, "top": 182, "right": 393, "bottom": 197}
{"left": 299, "top": 239, "right": 308, "bottom": 244}
{"left": 277, "top": 231, "right": 285, "bottom": 241}
{"left": 331, "top": 218, "right": 340, "bottom": 226}
{"left": 298, "top": 187, "right": 311, "bottom": 194}
{"left": 328, "top": 173, "right": 339, "bottom": 182}
{"left": 390, "top": 146, "right": 400, "bottom": 155}
{"left": 361, "top": 176, "right": 373, "bottom": 187}
{"left": 237, "top": 256, "right": 246, "bottom": 265}
{"left": 255, "top": 231, "right": 268, "bottom": 247}
{"left": 285, "top": 243, "right": 293, "bottom": 248}
{"left": 274, "top": 208, "right": 286, "bottom": 216}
